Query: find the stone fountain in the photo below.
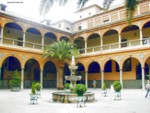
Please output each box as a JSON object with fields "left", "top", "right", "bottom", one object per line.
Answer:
{"left": 52, "top": 56, "right": 95, "bottom": 103}
{"left": 65, "top": 56, "right": 81, "bottom": 91}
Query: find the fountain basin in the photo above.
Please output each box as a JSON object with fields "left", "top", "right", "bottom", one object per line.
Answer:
{"left": 52, "top": 91, "right": 95, "bottom": 103}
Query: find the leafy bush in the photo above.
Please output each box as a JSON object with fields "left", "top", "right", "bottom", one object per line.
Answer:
{"left": 113, "top": 81, "right": 122, "bottom": 92}
{"left": 31, "top": 83, "right": 36, "bottom": 94}
{"left": 74, "top": 84, "right": 87, "bottom": 96}
{"left": 9, "top": 70, "right": 21, "bottom": 88}
{"left": 65, "top": 83, "right": 70, "bottom": 89}
{"left": 34, "top": 82, "right": 41, "bottom": 91}
{"left": 102, "top": 83, "right": 106, "bottom": 90}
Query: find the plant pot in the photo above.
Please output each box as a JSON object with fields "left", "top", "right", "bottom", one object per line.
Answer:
{"left": 102, "top": 90, "right": 107, "bottom": 97}
{"left": 11, "top": 87, "right": 20, "bottom": 92}
{"left": 114, "top": 92, "right": 121, "bottom": 100}
{"left": 30, "top": 94, "right": 38, "bottom": 104}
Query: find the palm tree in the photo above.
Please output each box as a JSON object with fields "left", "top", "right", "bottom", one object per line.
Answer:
{"left": 39, "top": 0, "right": 142, "bottom": 24}
{"left": 43, "top": 40, "right": 78, "bottom": 89}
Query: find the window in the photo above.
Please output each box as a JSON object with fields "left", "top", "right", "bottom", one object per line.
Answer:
{"left": 78, "top": 26, "right": 82, "bottom": 30}
{"left": 59, "top": 24, "right": 61, "bottom": 28}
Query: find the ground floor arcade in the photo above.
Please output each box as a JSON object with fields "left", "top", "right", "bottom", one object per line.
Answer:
{"left": 0, "top": 47, "right": 150, "bottom": 89}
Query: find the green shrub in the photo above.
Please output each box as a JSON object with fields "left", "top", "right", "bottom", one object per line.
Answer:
{"left": 31, "top": 83, "right": 36, "bottom": 94}
{"left": 65, "top": 83, "right": 70, "bottom": 89}
{"left": 9, "top": 70, "right": 21, "bottom": 88}
{"left": 74, "top": 84, "right": 87, "bottom": 96}
{"left": 113, "top": 81, "right": 122, "bottom": 92}
{"left": 35, "top": 82, "right": 41, "bottom": 91}
{"left": 102, "top": 83, "right": 106, "bottom": 90}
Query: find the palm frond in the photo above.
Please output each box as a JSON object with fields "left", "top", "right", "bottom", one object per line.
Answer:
{"left": 39, "top": 0, "right": 54, "bottom": 17}
{"left": 58, "top": 0, "right": 68, "bottom": 6}
{"left": 125, "top": 0, "right": 138, "bottom": 24}
{"left": 103, "top": 0, "right": 114, "bottom": 9}
{"left": 43, "top": 40, "right": 78, "bottom": 61}
{"left": 77, "top": 0, "right": 89, "bottom": 9}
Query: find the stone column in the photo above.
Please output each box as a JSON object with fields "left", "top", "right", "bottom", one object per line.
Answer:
{"left": 23, "top": 32, "right": 26, "bottom": 47}
{"left": 40, "top": 69, "right": 43, "bottom": 89}
{"left": 101, "top": 70, "right": 104, "bottom": 89}
{"left": 100, "top": 38, "right": 103, "bottom": 51}
{"left": 139, "top": 29, "right": 143, "bottom": 45}
{"left": 84, "top": 40, "right": 87, "bottom": 53}
{"left": 119, "top": 33, "right": 121, "bottom": 48}
{"left": 21, "top": 68, "right": 24, "bottom": 89}
{"left": 85, "top": 71, "right": 88, "bottom": 88}
{"left": 119, "top": 69, "right": 123, "bottom": 88}
{"left": 0, "top": 27, "right": 4, "bottom": 44}
{"left": 142, "top": 67, "right": 145, "bottom": 90}
{"left": 41, "top": 37, "right": 44, "bottom": 51}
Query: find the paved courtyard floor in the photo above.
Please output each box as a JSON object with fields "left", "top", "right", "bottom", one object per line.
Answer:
{"left": 0, "top": 89, "right": 150, "bottom": 113}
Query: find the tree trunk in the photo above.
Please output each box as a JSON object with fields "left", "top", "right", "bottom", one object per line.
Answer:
{"left": 57, "top": 62, "right": 64, "bottom": 90}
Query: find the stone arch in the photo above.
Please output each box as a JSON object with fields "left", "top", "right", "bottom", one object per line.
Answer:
{"left": 43, "top": 61, "right": 57, "bottom": 88}
{"left": 120, "top": 56, "right": 141, "bottom": 69}
{"left": 44, "top": 32, "right": 57, "bottom": 46}
{"left": 60, "top": 36, "right": 70, "bottom": 42}
{"left": 120, "top": 24, "right": 140, "bottom": 33}
{"left": 0, "top": 54, "right": 22, "bottom": 68}
{"left": 1, "top": 56, "right": 21, "bottom": 89}
{"left": 141, "top": 19, "right": 150, "bottom": 29}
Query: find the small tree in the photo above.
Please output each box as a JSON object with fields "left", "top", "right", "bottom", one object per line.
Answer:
{"left": 34, "top": 82, "right": 41, "bottom": 91}
{"left": 31, "top": 83, "right": 36, "bottom": 94}
{"left": 102, "top": 83, "right": 106, "bottom": 90}
{"left": 64, "top": 83, "right": 70, "bottom": 89}
{"left": 74, "top": 84, "right": 87, "bottom": 96}
{"left": 113, "top": 81, "right": 122, "bottom": 92}
{"left": 9, "top": 70, "right": 21, "bottom": 88}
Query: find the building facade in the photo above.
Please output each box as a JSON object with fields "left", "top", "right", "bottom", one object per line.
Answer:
{"left": 0, "top": 1, "right": 150, "bottom": 89}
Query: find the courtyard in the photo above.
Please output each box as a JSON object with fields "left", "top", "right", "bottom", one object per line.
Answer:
{"left": 0, "top": 89, "right": 149, "bottom": 113}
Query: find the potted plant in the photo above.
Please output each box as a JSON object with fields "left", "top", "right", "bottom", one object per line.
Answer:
{"left": 113, "top": 81, "right": 122, "bottom": 100}
{"left": 30, "top": 83, "right": 38, "bottom": 104}
{"left": 9, "top": 70, "right": 21, "bottom": 92}
{"left": 74, "top": 84, "right": 87, "bottom": 96}
{"left": 102, "top": 83, "right": 107, "bottom": 97}
{"left": 64, "top": 83, "right": 70, "bottom": 92}
{"left": 35, "top": 82, "right": 41, "bottom": 97}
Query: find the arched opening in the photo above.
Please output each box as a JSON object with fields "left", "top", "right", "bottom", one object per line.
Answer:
{"left": 122, "top": 57, "right": 141, "bottom": 88}
{"left": 1, "top": 56, "right": 21, "bottom": 89}
{"left": 43, "top": 61, "right": 57, "bottom": 88}
{"left": 103, "top": 30, "right": 119, "bottom": 50}
{"left": 142, "top": 21, "right": 150, "bottom": 45}
{"left": 3, "top": 22, "right": 23, "bottom": 46}
{"left": 44, "top": 32, "right": 57, "bottom": 46}
{"left": 63, "top": 63, "right": 70, "bottom": 83}
{"left": 121, "top": 25, "right": 140, "bottom": 48}
{"left": 87, "top": 33, "right": 100, "bottom": 52}
{"left": 136, "top": 63, "right": 149, "bottom": 80}
{"left": 104, "top": 60, "right": 120, "bottom": 87}
{"left": 26, "top": 28, "right": 42, "bottom": 50}
{"left": 88, "top": 62, "right": 100, "bottom": 88}
{"left": 74, "top": 37, "right": 85, "bottom": 54}
{"left": 76, "top": 63, "right": 85, "bottom": 84}
{"left": 24, "top": 59, "right": 40, "bottom": 88}
{"left": 144, "top": 56, "right": 150, "bottom": 80}
{"left": 60, "top": 36, "right": 69, "bottom": 42}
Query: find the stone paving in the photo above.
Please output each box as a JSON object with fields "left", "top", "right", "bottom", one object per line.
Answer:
{"left": 0, "top": 89, "right": 150, "bottom": 113}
